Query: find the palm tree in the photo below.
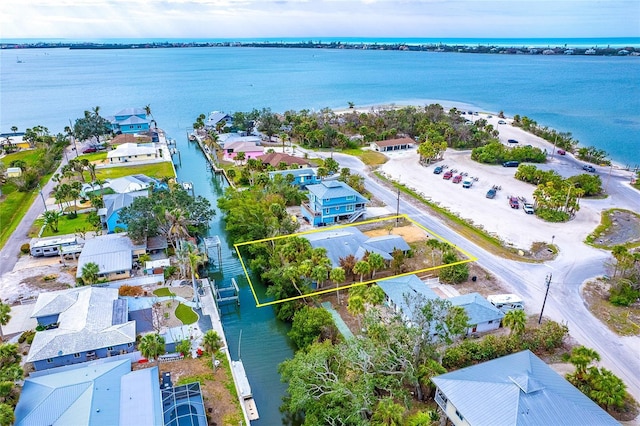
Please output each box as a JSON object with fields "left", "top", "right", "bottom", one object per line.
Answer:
{"left": 86, "top": 163, "right": 97, "bottom": 181}
{"left": 0, "top": 302, "right": 11, "bottom": 342}
{"left": 330, "top": 267, "right": 346, "bottom": 304}
{"left": 138, "top": 333, "right": 166, "bottom": 364}
{"left": 234, "top": 151, "right": 246, "bottom": 165}
{"left": 179, "top": 241, "right": 206, "bottom": 309}
{"left": 202, "top": 329, "right": 222, "bottom": 354}
{"left": 364, "top": 284, "right": 385, "bottom": 306}
{"left": 347, "top": 294, "right": 365, "bottom": 329}
{"left": 503, "top": 309, "right": 527, "bottom": 336}
{"left": 367, "top": 253, "right": 385, "bottom": 278}
{"left": 81, "top": 262, "right": 100, "bottom": 285}
{"left": 371, "top": 397, "right": 404, "bottom": 425}
{"left": 352, "top": 260, "right": 371, "bottom": 283}
{"left": 43, "top": 210, "right": 62, "bottom": 233}
{"left": 569, "top": 346, "right": 601, "bottom": 380}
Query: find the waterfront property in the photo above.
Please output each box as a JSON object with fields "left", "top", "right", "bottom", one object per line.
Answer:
{"left": 432, "top": 350, "right": 619, "bottom": 426}
{"left": 98, "top": 190, "right": 148, "bottom": 233}
{"left": 449, "top": 292, "right": 504, "bottom": 335}
{"left": 107, "top": 107, "right": 151, "bottom": 134}
{"left": 162, "top": 381, "right": 208, "bottom": 426}
{"left": 377, "top": 274, "right": 440, "bottom": 324}
{"left": 76, "top": 233, "right": 146, "bottom": 281}
{"left": 217, "top": 133, "right": 261, "bottom": 148}
{"left": 223, "top": 141, "right": 264, "bottom": 162}
{"left": 204, "top": 111, "right": 233, "bottom": 130}
{"left": 268, "top": 167, "right": 321, "bottom": 189}
{"left": 107, "top": 142, "right": 160, "bottom": 164}
{"left": 258, "top": 151, "right": 310, "bottom": 168}
{"left": 25, "top": 287, "right": 136, "bottom": 370}
{"left": 110, "top": 133, "right": 152, "bottom": 145}
{"left": 304, "top": 226, "right": 410, "bottom": 267}
{"left": 301, "top": 180, "right": 368, "bottom": 226}
{"left": 81, "top": 173, "right": 163, "bottom": 197}
{"left": 370, "top": 137, "right": 415, "bottom": 152}
{"left": 15, "top": 359, "right": 164, "bottom": 426}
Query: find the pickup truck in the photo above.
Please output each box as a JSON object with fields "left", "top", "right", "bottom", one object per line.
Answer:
{"left": 443, "top": 170, "right": 453, "bottom": 180}
{"left": 433, "top": 166, "right": 443, "bottom": 174}
{"left": 509, "top": 196, "right": 520, "bottom": 209}
{"left": 462, "top": 179, "right": 473, "bottom": 188}
{"left": 523, "top": 203, "right": 535, "bottom": 214}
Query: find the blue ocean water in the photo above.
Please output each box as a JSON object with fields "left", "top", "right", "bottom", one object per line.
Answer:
{"left": 2, "top": 46, "right": 639, "bottom": 165}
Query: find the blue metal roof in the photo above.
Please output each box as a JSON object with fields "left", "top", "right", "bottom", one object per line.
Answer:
{"left": 432, "top": 350, "right": 619, "bottom": 426}
{"left": 306, "top": 180, "right": 368, "bottom": 202}
{"left": 449, "top": 292, "right": 504, "bottom": 325}
{"left": 377, "top": 275, "right": 440, "bottom": 320}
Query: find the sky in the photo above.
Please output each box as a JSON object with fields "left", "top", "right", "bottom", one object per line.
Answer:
{"left": 0, "top": 0, "right": 638, "bottom": 40}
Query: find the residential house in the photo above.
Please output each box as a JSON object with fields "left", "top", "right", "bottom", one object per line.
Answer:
{"left": 370, "top": 137, "right": 415, "bottom": 152}
{"left": 268, "top": 168, "right": 321, "bottom": 189}
{"left": 258, "top": 152, "right": 310, "bottom": 168}
{"left": 205, "top": 111, "right": 233, "bottom": 130}
{"left": 377, "top": 275, "right": 440, "bottom": 324}
{"left": 110, "top": 133, "right": 152, "bottom": 146}
{"left": 301, "top": 180, "right": 368, "bottom": 226}
{"left": 25, "top": 287, "right": 136, "bottom": 371}
{"left": 432, "top": 350, "right": 619, "bottom": 426}
{"left": 223, "top": 141, "right": 264, "bottom": 162}
{"left": 107, "top": 107, "right": 151, "bottom": 134}
{"left": 107, "top": 142, "right": 159, "bottom": 164}
{"left": 304, "top": 227, "right": 410, "bottom": 267}
{"left": 6, "top": 166, "right": 22, "bottom": 177}
{"left": 98, "top": 190, "right": 148, "bottom": 233}
{"left": 449, "top": 292, "right": 504, "bottom": 335}
{"left": 0, "top": 132, "right": 30, "bottom": 150}
{"left": 15, "top": 359, "right": 164, "bottom": 426}
{"left": 82, "top": 174, "right": 165, "bottom": 197}
{"left": 76, "top": 233, "right": 146, "bottom": 281}
{"left": 217, "top": 133, "right": 261, "bottom": 149}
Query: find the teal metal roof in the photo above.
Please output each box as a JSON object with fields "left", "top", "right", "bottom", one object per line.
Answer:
{"left": 432, "top": 350, "right": 619, "bottom": 426}
{"left": 377, "top": 275, "right": 440, "bottom": 320}
{"left": 306, "top": 180, "right": 368, "bottom": 202}
{"left": 449, "top": 292, "right": 504, "bottom": 325}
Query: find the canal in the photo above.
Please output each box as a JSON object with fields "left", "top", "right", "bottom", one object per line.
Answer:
{"left": 173, "top": 134, "right": 294, "bottom": 425}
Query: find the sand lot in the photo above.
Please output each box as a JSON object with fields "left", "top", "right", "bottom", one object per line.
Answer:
{"left": 378, "top": 114, "right": 637, "bottom": 251}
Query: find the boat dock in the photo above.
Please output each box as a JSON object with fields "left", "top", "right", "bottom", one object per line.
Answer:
{"left": 231, "top": 360, "right": 260, "bottom": 421}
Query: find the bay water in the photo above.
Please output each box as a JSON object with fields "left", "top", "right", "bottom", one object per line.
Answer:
{"left": 1, "top": 44, "right": 640, "bottom": 424}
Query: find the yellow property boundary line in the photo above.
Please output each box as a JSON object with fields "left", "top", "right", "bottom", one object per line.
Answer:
{"left": 234, "top": 214, "right": 478, "bottom": 307}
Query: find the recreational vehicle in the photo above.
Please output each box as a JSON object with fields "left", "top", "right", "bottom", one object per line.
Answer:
{"left": 487, "top": 294, "right": 524, "bottom": 313}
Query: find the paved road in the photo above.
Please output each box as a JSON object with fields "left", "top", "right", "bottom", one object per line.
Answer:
{"left": 321, "top": 151, "right": 640, "bottom": 401}
{"left": 0, "top": 147, "right": 77, "bottom": 277}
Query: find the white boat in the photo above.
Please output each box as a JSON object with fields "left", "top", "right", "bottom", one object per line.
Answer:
{"left": 182, "top": 182, "right": 193, "bottom": 191}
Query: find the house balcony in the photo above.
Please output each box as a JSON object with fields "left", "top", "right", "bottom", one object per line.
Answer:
{"left": 301, "top": 202, "right": 321, "bottom": 217}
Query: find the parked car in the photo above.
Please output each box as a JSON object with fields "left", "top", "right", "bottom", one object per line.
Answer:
{"left": 507, "top": 139, "right": 518, "bottom": 144}
{"left": 82, "top": 147, "right": 97, "bottom": 153}
{"left": 433, "top": 166, "right": 443, "bottom": 174}
{"left": 462, "top": 179, "right": 473, "bottom": 188}
{"left": 523, "top": 203, "right": 535, "bottom": 214}
{"left": 498, "top": 120, "right": 506, "bottom": 125}
{"left": 583, "top": 164, "right": 596, "bottom": 173}
{"left": 486, "top": 187, "right": 497, "bottom": 198}
{"left": 509, "top": 196, "right": 520, "bottom": 209}
{"left": 452, "top": 174, "right": 463, "bottom": 184}
{"left": 503, "top": 161, "right": 519, "bottom": 167}
{"left": 443, "top": 170, "right": 453, "bottom": 180}
{"left": 557, "top": 149, "right": 566, "bottom": 155}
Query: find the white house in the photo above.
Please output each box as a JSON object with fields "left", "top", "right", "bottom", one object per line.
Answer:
{"left": 107, "top": 143, "right": 159, "bottom": 164}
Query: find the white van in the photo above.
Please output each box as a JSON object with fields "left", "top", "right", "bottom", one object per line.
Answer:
{"left": 487, "top": 294, "right": 524, "bottom": 313}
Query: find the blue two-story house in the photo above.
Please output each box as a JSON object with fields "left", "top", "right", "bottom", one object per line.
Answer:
{"left": 302, "top": 180, "right": 368, "bottom": 226}
{"left": 26, "top": 287, "right": 136, "bottom": 371}
{"left": 269, "top": 168, "right": 322, "bottom": 189}
{"left": 98, "top": 190, "right": 148, "bottom": 233}
{"left": 107, "top": 107, "right": 151, "bottom": 134}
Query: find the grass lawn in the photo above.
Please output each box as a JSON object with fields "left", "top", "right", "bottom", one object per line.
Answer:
{"left": 153, "top": 287, "right": 176, "bottom": 297}
{"left": 0, "top": 149, "right": 45, "bottom": 167}
{"left": 76, "top": 152, "right": 108, "bottom": 163}
{"left": 341, "top": 148, "right": 388, "bottom": 166}
{"left": 175, "top": 303, "right": 198, "bottom": 325}
{"left": 33, "top": 212, "right": 95, "bottom": 237}
{"left": 96, "top": 161, "right": 175, "bottom": 180}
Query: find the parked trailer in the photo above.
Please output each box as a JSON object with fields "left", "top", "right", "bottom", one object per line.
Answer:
{"left": 30, "top": 235, "right": 77, "bottom": 257}
{"left": 487, "top": 294, "right": 524, "bottom": 313}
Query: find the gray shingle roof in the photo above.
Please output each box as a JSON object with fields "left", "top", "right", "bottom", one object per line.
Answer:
{"left": 449, "top": 292, "right": 505, "bottom": 325}
{"left": 26, "top": 287, "right": 136, "bottom": 363}
{"left": 432, "top": 350, "right": 619, "bottom": 426}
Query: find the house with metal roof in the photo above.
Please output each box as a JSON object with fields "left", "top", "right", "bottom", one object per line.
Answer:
{"left": 268, "top": 167, "right": 321, "bottom": 189}
{"left": 377, "top": 275, "right": 440, "bottom": 324}
{"left": 370, "top": 137, "right": 415, "bottom": 152}
{"left": 301, "top": 180, "right": 369, "bottom": 226}
{"left": 204, "top": 111, "right": 233, "bottom": 130}
{"left": 106, "top": 107, "right": 151, "bottom": 134}
{"left": 432, "top": 350, "right": 619, "bottom": 426}
{"left": 107, "top": 142, "right": 160, "bottom": 164}
{"left": 304, "top": 227, "right": 410, "bottom": 267}
{"left": 76, "top": 233, "right": 145, "bottom": 281}
{"left": 98, "top": 189, "right": 148, "bottom": 233}
{"left": 26, "top": 287, "right": 136, "bottom": 370}
{"left": 449, "top": 292, "right": 504, "bottom": 335}
{"left": 14, "top": 359, "right": 163, "bottom": 426}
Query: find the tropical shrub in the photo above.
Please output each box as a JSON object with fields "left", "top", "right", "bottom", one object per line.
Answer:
{"left": 20, "top": 244, "right": 30, "bottom": 255}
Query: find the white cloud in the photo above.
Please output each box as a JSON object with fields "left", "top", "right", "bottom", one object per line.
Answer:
{"left": 0, "top": 0, "right": 638, "bottom": 38}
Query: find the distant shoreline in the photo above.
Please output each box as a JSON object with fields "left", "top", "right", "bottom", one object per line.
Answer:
{"left": 2, "top": 40, "right": 639, "bottom": 57}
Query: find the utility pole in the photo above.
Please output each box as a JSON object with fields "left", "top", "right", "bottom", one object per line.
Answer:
{"left": 538, "top": 273, "right": 552, "bottom": 324}
{"left": 396, "top": 187, "right": 400, "bottom": 226}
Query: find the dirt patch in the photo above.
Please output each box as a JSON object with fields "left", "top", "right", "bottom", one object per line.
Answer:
{"left": 363, "top": 224, "right": 430, "bottom": 243}
{"left": 592, "top": 209, "right": 640, "bottom": 247}
{"left": 134, "top": 356, "right": 242, "bottom": 426}
{"left": 450, "top": 263, "right": 510, "bottom": 296}
{"left": 582, "top": 280, "right": 640, "bottom": 336}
